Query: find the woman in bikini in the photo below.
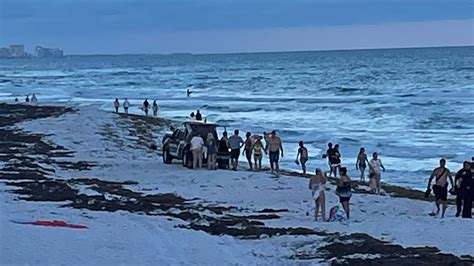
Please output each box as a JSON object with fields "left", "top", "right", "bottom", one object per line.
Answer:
{"left": 336, "top": 167, "right": 352, "bottom": 219}
{"left": 355, "top": 147, "right": 369, "bottom": 182}
{"left": 309, "top": 168, "right": 327, "bottom": 221}
{"left": 253, "top": 137, "right": 264, "bottom": 171}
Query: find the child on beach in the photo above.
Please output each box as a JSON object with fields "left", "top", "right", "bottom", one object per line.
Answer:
{"left": 309, "top": 168, "right": 326, "bottom": 221}
{"left": 296, "top": 141, "right": 309, "bottom": 175}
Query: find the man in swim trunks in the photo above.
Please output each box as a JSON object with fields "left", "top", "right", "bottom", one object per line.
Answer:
{"left": 427, "top": 159, "right": 454, "bottom": 218}
{"left": 228, "top": 129, "right": 244, "bottom": 171}
{"left": 323, "top": 143, "right": 336, "bottom": 177}
{"left": 265, "top": 130, "right": 283, "bottom": 175}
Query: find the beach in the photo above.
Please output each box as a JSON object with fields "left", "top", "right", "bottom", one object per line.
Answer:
{"left": 1, "top": 103, "right": 472, "bottom": 265}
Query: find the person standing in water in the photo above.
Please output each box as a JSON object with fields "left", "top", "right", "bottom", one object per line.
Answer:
{"left": 356, "top": 147, "right": 369, "bottom": 182}
{"left": 368, "top": 152, "right": 386, "bottom": 194}
{"left": 265, "top": 130, "right": 283, "bottom": 175}
{"left": 142, "top": 99, "right": 150, "bottom": 116}
{"left": 114, "top": 98, "right": 120, "bottom": 113}
{"left": 30, "top": 94, "right": 38, "bottom": 104}
{"left": 309, "top": 168, "right": 327, "bottom": 221}
{"left": 152, "top": 100, "right": 159, "bottom": 117}
{"left": 253, "top": 137, "right": 264, "bottom": 171}
{"left": 123, "top": 98, "right": 130, "bottom": 114}
{"left": 243, "top": 132, "right": 253, "bottom": 170}
{"left": 336, "top": 167, "right": 352, "bottom": 219}
{"left": 296, "top": 141, "right": 309, "bottom": 175}
{"left": 228, "top": 130, "right": 244, "bottom": 171}
{"left": 427, "top": 159, "right": 454, "bottom": 218}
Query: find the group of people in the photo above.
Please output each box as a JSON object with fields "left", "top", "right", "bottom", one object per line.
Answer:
{"left": 426, "top": 159, "right": 473, "bottom": 218}
{"left": 15, "top": 94, "right": 38, "bottom": 104}
{"left": 189, "top": 110, "right": 205, "bottom": 122}
{"left": 113, "top": 98, "right": 160, "bottom": 116}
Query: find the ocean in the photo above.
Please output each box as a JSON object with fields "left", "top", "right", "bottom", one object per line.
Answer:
{"left": 1, "top": 46, "right": 473, "bottom": 189}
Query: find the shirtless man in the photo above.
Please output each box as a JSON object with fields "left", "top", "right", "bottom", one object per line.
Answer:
{"left": 427, "top": 159, "right": 454, "bottom": 218}
{"left": 265, "top": 130, "right": 283, "bottom": 175}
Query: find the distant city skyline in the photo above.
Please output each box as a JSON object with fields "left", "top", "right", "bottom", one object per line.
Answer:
{"left": 1, "top": 0, "right": 473, "bottom": 55}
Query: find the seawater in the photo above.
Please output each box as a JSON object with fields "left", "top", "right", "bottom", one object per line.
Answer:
{"left": 1, "top": 46, "right": 473, "bottom": 190}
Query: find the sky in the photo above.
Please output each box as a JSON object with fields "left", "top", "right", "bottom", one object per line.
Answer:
{"left": 0, "top": 0, "right": 473, "bottom": 54}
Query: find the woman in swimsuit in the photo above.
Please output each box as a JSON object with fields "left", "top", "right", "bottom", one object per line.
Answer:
{"left": 253, "top": 137, "right": 264, "bottom": 171}
{"left": 336, "top": 167, "right": 352, "bottom": 219}
{"left": 355, "top": 147, "right": 369, "bottom": 182}
{"left": 309, "top": 168, "right": 327, "bottom": 221}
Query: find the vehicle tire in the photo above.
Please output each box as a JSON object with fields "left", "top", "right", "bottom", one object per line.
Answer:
{"left": 182, "top": 148, "right": 192, "bottom": 168}
{"left": 163, "top": 147, "right": 172, "bottom": 164}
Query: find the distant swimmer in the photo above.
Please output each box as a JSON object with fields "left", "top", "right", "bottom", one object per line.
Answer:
{"left": 142, "top": 99, "right": 149, "bottom": 116}
{"left": 25, "top": 95, "right": 30, "bottom": 103}
{"left": 14, "top": 98, "right": 19, "bottom": 102}
{"left": 123, "top": 98, "right": 130, "bottom": 114}
{"left": 427, "top": 159, "right": 454, "bottom": 218}
{"left": 187, "top": 89, "right": 193, "bottom": 97}
{"left": 195, "top": 110, "right": 202, "bottom": 121}
{"left": 265, "top": 130, "right": 283, "bottom": 176}
{"left": 114, "top": 98, "right": 120, "bottom": 113}
{"left": 152, "top": 100, "right": 159, "bottom": 117}
{"left": 31, "top": 94, "right": 38, "bottom": 104}
{"left": 296, "top": 141, "right": 309, "bottom": 175}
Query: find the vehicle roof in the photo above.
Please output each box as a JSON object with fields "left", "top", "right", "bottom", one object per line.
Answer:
{"left": 183, "top": 120, "right": 218, "bottom": 126}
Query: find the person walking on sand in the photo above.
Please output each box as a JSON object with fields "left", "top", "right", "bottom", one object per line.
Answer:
{"left": 142, "top": 99, "right": 150, "bottom": 116}
{"left": 206, "top": 133, "right": 218, "bottom": 170}
{"left": 265, "top": 130, "right": 283, "bottom": 176}
{"left": 228, "top": 130, "right": 244, "bottom": 171}
{"left": 123, "top": 98, "right": 130, "bottom": 114}
{"left": 296, "top": 141, "right": 309, "bottom": 175}
{"left": 253, "top": 137, "right": 264, "bottom": 171}
{"left": 427, "top": 159, "right": 454, "bottom": 218}
{"left": 152, "top": 100, "right": 159, "bottom": 117}
{"left": 356, "top": 147, "right": 369, "bottom": 182}
{"left": 454, "top": 161, "right": 473, "bottom": 218}
{"left": 323, "top": 143, "right": 336, "bottom": 177}
{"left": 190, "top": 133, "right": 204, "bottom": 169}
{"left": 31, "top": 94, "right": 38, "bottom": 105}
{"left": 309, "top": 168, "right": 327, "bottom": 221}
{"left": 333, "top": 144, "right": 342, "bottom": 176}
{"left": 368, "top": 152, "right": 385, "bottom": 194}
{"left": 243, "top": 132, "right": 253, "bottom": 170}
{"left": 114, "top": 98, "right": 120, "bottom": 113}
{"left": 336, "top": 167, "right": 352, "bottom": 219}
{"left": 195, "top": 110, "right": 202, "bottom": 121}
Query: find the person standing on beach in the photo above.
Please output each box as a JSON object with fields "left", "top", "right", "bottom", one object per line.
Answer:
{"left": 265, "top": 130, "right": 283, "bottom": 175}
{"left": 368, "top": 152, "right": 385, "bottom": 194}
{"left": 296, "top": 141, "right": 309, "bottom": 175}
{"left": 123, "top": 98, "right": 130, "bottom": 114}
{"left": 142, "top": 99, "right": 150, "bottom": 116}
{"left": 195, "top": 110, "right": 202, "bottom": 121}
{"left": 333, "top": 144, "right": 342, "bottom": 176}
{"left": 454, "top": 161, "right": 473, "bottom": 218}
{"left": 323, "top": 143, "right": 336, "bottom": 177}
{"left": 427, "top": 159, "right": 454, "bottom": 218}
{"left": 309, "top": 168, "right": 327, "bottom": 221}
{"left": 217, "top": 131, "right": 230, "bottom": 169}
{"left": 152, "top": 100, "right": 159, "bottom": 117}
{"left": 243, "top": 132, "right": 253, "bottom": 170}
{"left": 253, "top": 137, "right": 264, "bottom": 171}
{"left": 336, "top": 167, "right": 352, "bottom": 219}
{"left": 206, "top": 133, "right": 218, "bottom": 170}
{"left": 190, "top": 134, "right": 204, "bottom": 169}
{"left": 356, "top": 147, "right": 369, "bottom": 182}
{"left": 228, "top": 130, "right": 244, "bottom": 171}
{"left": 114, "top": 98, "right": 120, "bottom": 113}
{"left": 25, "top": 95, "right": 30, "bottom": 103}
{"left": 31, "top": 94, "right": 38, "bottom": 105}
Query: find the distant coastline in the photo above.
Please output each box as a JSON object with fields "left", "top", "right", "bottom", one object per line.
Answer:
{"left": 0, "top": 44, "right": 64, "bottom": 59}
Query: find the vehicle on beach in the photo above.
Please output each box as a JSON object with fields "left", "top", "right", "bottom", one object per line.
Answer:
{"left": 161, "top": 121, "right": 219, "bottom": 167}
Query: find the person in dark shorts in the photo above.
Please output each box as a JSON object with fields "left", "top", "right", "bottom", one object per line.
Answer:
{"left": 335, "top": 167, "right": 352, "bottom": 219}
{"left": 356, "top": 147, "right": 369, "bottom": 182}
{"left": 217, "top": 131, "right": 230, "bottom": 169}
{"left": 243, "top": 132, "right": 253, "bottom": 170}
{"left": 296, "top": 141, "right": 309, "bottom": 175}
{"left": 455, "top": 161, "right": 473, "bottom": 218}
{"left": 228, "top": 130, "right": 244, "bottom": 171}
{"left": 142, "top": 99, "right": 149, "bottom": 116}
{"left": 265, "top": 130, "right": 283, "bottom": 175}
{"left": 427, "top": 159, "right": 454, "bottom": 218}
{"left": 323, "top": 143, "right": 337, "bottom": 177}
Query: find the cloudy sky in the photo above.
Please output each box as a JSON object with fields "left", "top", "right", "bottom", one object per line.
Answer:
{"left": 0, "top": 0, "right": 473, "bottom": 54}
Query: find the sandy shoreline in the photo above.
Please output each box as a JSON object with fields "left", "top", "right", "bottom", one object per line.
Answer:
{"left": 1, "top": 103, "right": 472, "bottom": 265}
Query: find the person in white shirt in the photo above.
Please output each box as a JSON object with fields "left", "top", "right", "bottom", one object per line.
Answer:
{"left": 123, "top": 98, "right": 130, "bottom": 114}
{"left": 190, "top": 134, "right": 204, "bottom": 169}
{"left": 368, "top": 152, "right": 386, "bottom": 194}
{"left": 30, "top": 94, "right": 38, "bottom": 104}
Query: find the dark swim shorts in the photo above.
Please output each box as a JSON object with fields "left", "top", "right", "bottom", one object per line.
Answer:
{"left": 339, "top": 196, "right": 351, "bottom": 203}
{"left": 269, "top": 151, "right": 280, "bottom": 163}
{"left": 230, "top": 149, "right": 240, "bottom": 159}
{"left": 433, "top": 184, "right": 448, "bottom": 201}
